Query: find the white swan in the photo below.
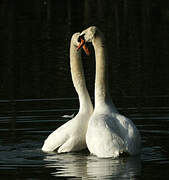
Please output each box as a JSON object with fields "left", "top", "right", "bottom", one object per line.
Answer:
{"left": 78, "top": 26, "right": 141, "bottom": 158}
{"left": 42, "top": 33, "right": 93, "bottom": 153}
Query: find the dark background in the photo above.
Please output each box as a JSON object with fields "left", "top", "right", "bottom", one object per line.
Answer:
{"left": 0, "top": 1, "right": 169, "bottom": 179}
{"left": 1, "top": 0, "right": 169, "bottom": 109}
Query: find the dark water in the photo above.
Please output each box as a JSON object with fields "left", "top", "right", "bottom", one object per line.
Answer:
{"left": 1, "top": 0, "right": 169, "bottom": 179}
{"left": 0, "top": 100, "right": 169, "bottom": 179}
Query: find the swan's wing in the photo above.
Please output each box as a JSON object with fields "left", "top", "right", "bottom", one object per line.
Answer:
{"left": 114, "top": 113, "right": 140, "bottom": 138}
{"left": 89, "top": 114, "right": 125, "bottom": 157}
{"left": 57, "top": 137, "right": 75, "bottom": 153}
{"left": 115, "top": 113, "right": 141, "bottom": 154}
{"left": 104, "top": 117, "right": 125, "bottom": 152}
{"left": 42, "top": 120, "right": 74, "bottom": 152}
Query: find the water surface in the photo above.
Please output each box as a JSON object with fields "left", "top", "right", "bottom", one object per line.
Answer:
{"left": 0, "top": 99, "right": 169, "bottom": 179}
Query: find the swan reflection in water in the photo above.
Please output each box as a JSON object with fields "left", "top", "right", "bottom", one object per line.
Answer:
{"left": 43, "top": 152, "right": 141, "bottom": 179}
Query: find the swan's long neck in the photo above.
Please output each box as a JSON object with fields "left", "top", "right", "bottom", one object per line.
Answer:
{"left": 70, "top": 42, "right": 93, "bottom": 114}
{"left": 92, "top": 31, "right": 117, "bottom": 111}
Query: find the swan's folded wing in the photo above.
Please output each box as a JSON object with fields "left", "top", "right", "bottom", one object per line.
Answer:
{"left": 115, "top": 113, "right": 141, "bottom": 154}
{"left": 105, "top": 121, "right": 125, "bottom": 156}
{"left": 42, "top": 120, "right": 73, "bottom": 152}
{"left": 115, "top": 113, "right": 140, "bottom": 138}
{"left": 93, "top": 115, "right": 125, "bottom": 157}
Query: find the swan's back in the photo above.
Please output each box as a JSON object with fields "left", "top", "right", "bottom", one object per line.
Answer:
{"left": 86, "top": 110, "right": 125, "bottom": 158}
{"left": 86, "top": 106, "right": 141, "bottom": 157}
{"left": 42, "top": 112, "right": 90, "bottom": 152}
{"left": 114, "top": 113, "right": 141, "bottom": 155}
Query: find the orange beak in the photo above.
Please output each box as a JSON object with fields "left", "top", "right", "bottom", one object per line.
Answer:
{"left": 77, "top": 38, "right": 90, "bottom": 56}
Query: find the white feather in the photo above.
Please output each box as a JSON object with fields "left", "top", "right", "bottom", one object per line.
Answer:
{"left": 81, "top": 26, "right": 141, "bottom": 158}
{"left": 42, "top": 33, "right": 93, "bottom": 153}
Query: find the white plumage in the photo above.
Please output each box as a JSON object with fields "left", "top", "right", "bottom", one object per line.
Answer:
{"left": 79, "top": 26, "right": 141, "bottom": 158}
{"left": 42, "top": 33, "right": 93, "bottom": 153}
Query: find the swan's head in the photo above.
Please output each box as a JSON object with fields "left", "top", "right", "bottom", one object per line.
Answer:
{"left": 71, "top": 32, "right": 89, "bottom": 55}
{"left": 71, "top": 32, "right": 81, "bottom": 47}
{"left": 79, "top": 26, "right": 97, "bottom": 43}
{"left": 77, "top": 26, "right": 99, "bottom": 55}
